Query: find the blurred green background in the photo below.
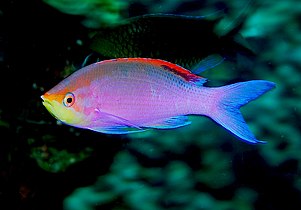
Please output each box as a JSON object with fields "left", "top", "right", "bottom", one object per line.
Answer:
{"left": 0, "top": 0, "right": 300, "bottom": 210}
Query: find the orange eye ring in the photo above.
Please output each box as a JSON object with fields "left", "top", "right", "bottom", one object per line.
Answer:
{"left": 63, "top": 92, "right": 75, "bottom": 107}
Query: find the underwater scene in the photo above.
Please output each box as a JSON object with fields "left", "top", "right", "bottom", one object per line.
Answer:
{"left": 1, "top": 0, "right": 301, "bottom": 209}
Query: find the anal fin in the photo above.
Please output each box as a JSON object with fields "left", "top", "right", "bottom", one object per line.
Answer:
{"left": 145, "top": 115, "right": 191, "bottom": 129}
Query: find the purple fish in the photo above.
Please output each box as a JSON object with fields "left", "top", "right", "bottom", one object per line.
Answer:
{"left": 41, "top": 58, "right": 275, "bottom": 144}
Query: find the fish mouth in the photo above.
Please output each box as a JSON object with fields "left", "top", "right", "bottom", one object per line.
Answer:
{"left": 41, "top": 95, "right": 52, "bottom": 107}
{"left": 41, "top": 95, "right": 56, "bottom": 117}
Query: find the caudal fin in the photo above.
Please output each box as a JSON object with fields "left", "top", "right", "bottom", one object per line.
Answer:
{"left": 210, "top": 80, "right": 275, "bottom": 144}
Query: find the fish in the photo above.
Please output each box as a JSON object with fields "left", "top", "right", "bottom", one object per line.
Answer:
{"left": 89, "top": 14, "right": 254, "bottom": 70}
{"left": 41, "top": 58, "right": 275, "bottom": 144}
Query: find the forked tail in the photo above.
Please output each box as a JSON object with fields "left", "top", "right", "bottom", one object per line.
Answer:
{"left": 209, "top": 80, "right": 275, "bottom": 144}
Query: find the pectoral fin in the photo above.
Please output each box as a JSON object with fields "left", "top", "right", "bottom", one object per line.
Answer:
{"left": 191, "top": 54, "right": 225, "bottom": 74}
{"left": 89, "top": 125, "right": 147, "bottom": 134}
{"left": 89, "top": 109, "right": 147, "bottom": 134}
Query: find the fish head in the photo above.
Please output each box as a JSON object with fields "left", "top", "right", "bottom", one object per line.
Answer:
{"left": 41, "top": 90, "right": 87, "bottom": 127}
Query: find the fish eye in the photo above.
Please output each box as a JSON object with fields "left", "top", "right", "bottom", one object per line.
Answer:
{"left": 63, "top": 92, "right": 75, "bottom": 107}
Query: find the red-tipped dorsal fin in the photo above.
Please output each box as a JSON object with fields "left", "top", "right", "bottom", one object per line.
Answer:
{"left": 108, "top": 58, "right": 207, "bottom": 85}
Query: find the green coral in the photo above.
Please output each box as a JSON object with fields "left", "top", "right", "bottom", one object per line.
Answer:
{"left": 31, "top": 146, "right": 92, "bottom": 173}
{"left": 64, "top": 124, "right": 244, "bottom": 210}
{"left": 29, "top": 134, "right": 93, "bottom": 173}
{"left": 43, "top": 0, "right": 128, "bottom": 28}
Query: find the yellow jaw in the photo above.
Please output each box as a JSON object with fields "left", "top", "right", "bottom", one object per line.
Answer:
{"left": 41, "top": 95, "right": 85, "bottom": 126}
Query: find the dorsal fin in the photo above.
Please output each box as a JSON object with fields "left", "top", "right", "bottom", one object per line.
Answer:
{"left": 160, "top": 64, "right": 207, "bottom": 85}
{"left": 113, "top": 58, "right": 207, "bottom": 85}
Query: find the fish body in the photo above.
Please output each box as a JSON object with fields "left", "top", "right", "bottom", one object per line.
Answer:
{"left": 41, "top": 58, "right": 275, "bottom": 144}
{"left": 89, "top": 14, "right": 254, "bottom": 69}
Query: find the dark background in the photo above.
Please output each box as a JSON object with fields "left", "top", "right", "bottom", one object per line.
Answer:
{"left": 1, "top": 0, "right": 301, "bottom": 210}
